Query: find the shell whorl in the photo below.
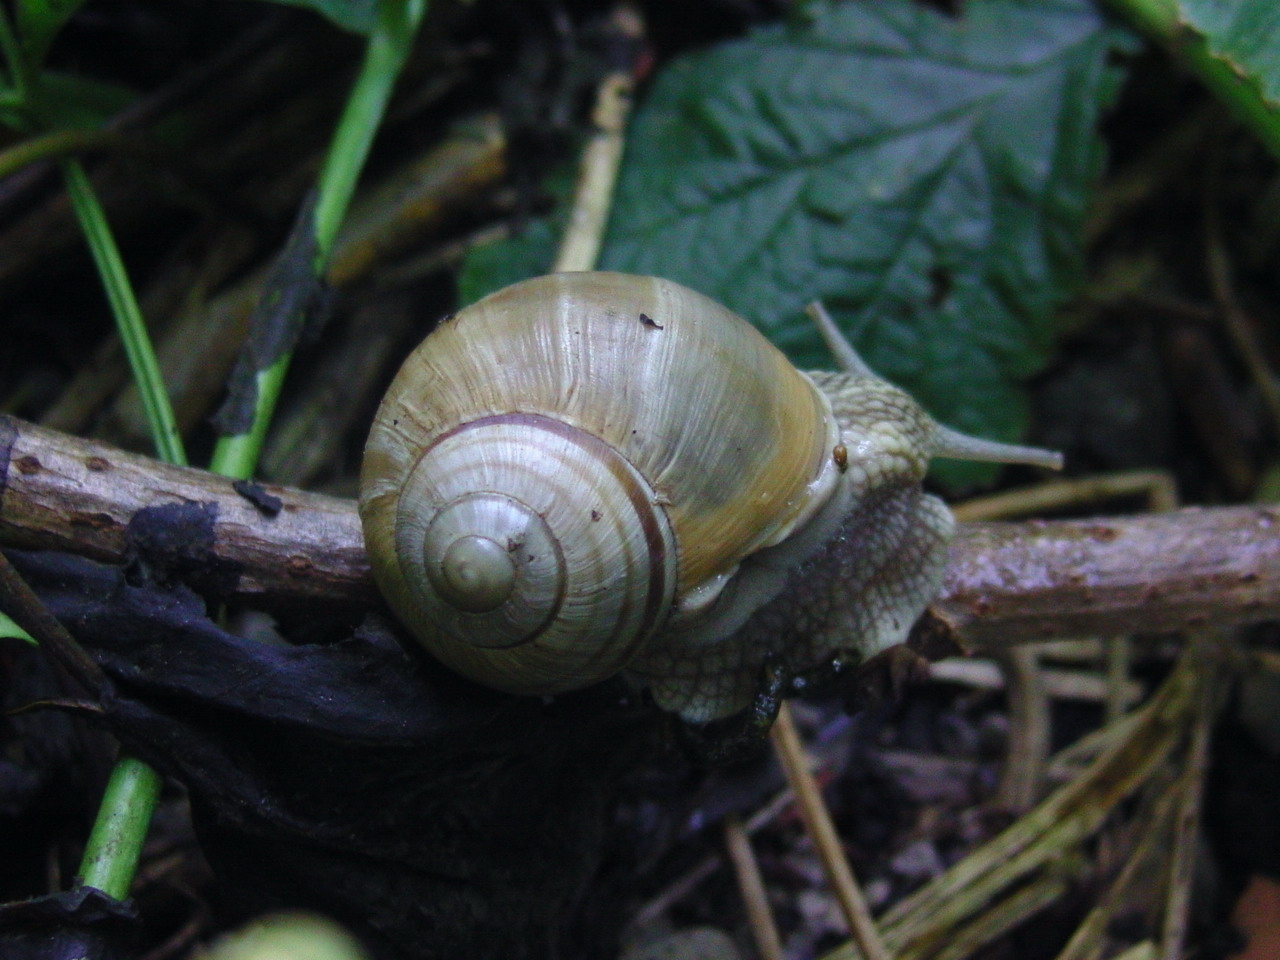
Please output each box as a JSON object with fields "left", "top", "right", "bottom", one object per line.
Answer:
{"left": 388, "top": 412, "right": 678, "bottom": 692}
{"left": 359, "top": 272, "right": 840, "bottom": 696}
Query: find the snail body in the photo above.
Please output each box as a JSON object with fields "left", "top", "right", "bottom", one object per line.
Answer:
{"left": 360, "top": 272, "right": 1060, "bottom": 721}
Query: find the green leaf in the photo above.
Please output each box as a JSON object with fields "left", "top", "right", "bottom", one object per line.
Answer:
{"left": 600, "top": 0, "right": 1133, "bottom": 487}
{"left": 457, "top": 215, "right": 562, "bottom": 306}
{"left": 25, "top": 69, "right": 135, "bottom": 130}
{"left": 457, "top": 160, "right": 577, "bottom": 305}
{"left": 1180, "top": 0, "right": 1280, "bottom": 108}
{"left": 245, "top": 0, "right": 379, "bottom": 35}
{"left": 15, "top": 0, "right": 87, "bottom": 69}
{"left": 0, "top": 611, "right": 36, "bottom": 645}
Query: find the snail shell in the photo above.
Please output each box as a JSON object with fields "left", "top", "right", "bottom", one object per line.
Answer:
{"left": 360, "top": 272, "right": 1061, "bottom": 720}
{"left": 360, "top": 273, "right": 842, "bottom": 697}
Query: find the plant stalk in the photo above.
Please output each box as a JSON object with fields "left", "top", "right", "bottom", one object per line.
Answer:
{"left": 210, "top": 0, "right": 428, "bottom": 478}
{"left": 75, "top": 0, "right": 428, "bottom": 901}
{"left": 78, "top": 758, "right": 165, "bottom": 898}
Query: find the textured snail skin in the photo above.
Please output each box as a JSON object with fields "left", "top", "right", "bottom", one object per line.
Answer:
{"left": 633, "top": 372, "right": 953, "bottom": 720}
{"left": 359, "top": 272, "right": 1059, "bottom": 722}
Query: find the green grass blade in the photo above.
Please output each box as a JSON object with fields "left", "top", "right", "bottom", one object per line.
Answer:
{"left": 61, "top": 159, "right": 186, "bottom": 465}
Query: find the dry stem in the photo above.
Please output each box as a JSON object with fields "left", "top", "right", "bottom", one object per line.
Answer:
{"left": 772, "top": 703, "right": 890, "bottom": 960}
{"left": 724, "top": 814, "right": 785, "bottom": 960}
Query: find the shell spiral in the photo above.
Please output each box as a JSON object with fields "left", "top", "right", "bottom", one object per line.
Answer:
{"left": 359, "top": 272, "right": 839, "bottom": 695}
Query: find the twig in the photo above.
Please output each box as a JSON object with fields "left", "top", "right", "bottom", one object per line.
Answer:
{"left": 817, "top": 651, "right": 1202, "bottom": 960}
{"left": 1053, "top": 785, "right": 1180, "bottom": 960}
{"left": 955, "top": 471, "right": 1179, "bottom": 815}
{"left": 771, "top": 703, "right": 891, "bottom": 960}
{"left": 920, "top": 872, "right": 1072, "bottom": 960}
{"left": 1204, "top": 190, "right": 1280, "bottom": 442}
{"left": 1159, "top": 637, "right": 1220, "bottom": 960}
{"left": 1105, "top": 638, "right": 1130, "bottom": 725}
{"left": 724, "top": 815, "right": 784, "bottom": 960}
{"left": 3, "top": 416, "right": 1280, "bottom": 640}
{"left": 0, "top": 549, "right": 103, "bottom": 696}
{"left": 935, "top": 507, "right": 1280, "bottom": 650}
{"left": 631, "top": 786, "right": 796, "bottom": 928}
{"left": 952, "top": 469, "right": 1178, "bottom": 522}
{"left": 993, "top": 648, "right": 1051, "bottom": 813}
{"left": 0, "top": 415, "right": 375, "bottom": 613}
{"left": 1108, "top": 943, "right": 1156, "bottom": 960}
{"left": 928, "top": 658, "right": 1143, "bottom": 706}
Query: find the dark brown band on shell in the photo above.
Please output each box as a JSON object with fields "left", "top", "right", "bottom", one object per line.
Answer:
{"left": 421, "top": 411, "right": 674, "bottom": 650}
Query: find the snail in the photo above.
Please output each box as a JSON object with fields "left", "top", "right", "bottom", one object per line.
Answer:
{"left": 359, "top": 272, "right": 1061, "bottom": 722}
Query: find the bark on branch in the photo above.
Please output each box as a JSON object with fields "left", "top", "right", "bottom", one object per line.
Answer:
{"left": 0, "top": 415, "right": 376, "bottom": 612}
{"left": 2, "top": 415, "right": 1278, "bottom": 649}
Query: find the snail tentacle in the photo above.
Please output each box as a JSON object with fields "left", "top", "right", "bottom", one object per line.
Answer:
{"left": 806, "top": 300, "right": 877, "bottom": 378}
{"left": 929, "top": 424, "right": 1064, "bottom": 470}
{"left": 805, "top": 299, "right": 1063, "bottom": 471}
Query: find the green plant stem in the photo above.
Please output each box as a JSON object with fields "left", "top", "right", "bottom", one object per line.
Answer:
{"left": 78, "top": 757, "right": 164, "bottom": 898}
{"left": 66, "top": 152, "right": 182, "bottom": 899}
{"left": 0, "top": 127, "right": 122, "bottom": 178}
{"left": 61, "top": 139, "right": 186, "bottom": 904}
{"left": 312, "top": 0, "right": 428, "bottom": 263}
{"left": 1108, "top": 0, "right": 1280, "bottom": 161}
{"left": 61, "top": 160, "right": 186, "bottom": 466}
{"left": 210, "top": 0, "right": 427, "bottom": 478}
{"left": 210, "top": 356, "right": 290, "bottom": 480}
{"left": 78, "top": 0, "right": 428, "bottom": 901}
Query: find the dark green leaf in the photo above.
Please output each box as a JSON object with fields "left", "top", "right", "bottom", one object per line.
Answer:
{"left": 25, "top": 69, "right": 135, "bottom": 130}
{"left": 247, "top": 0, "right": 379, "bottom": 34}
{"left": 457, "top": 218, "right": 562, "bottom": 307}
{"left": 457, "top": 161, "right": 576, "bottom": 305}
{"left": 15, "top": 0, "right": 87, "bottom": 69}
{"left": 1181, "top": 0, "right": 1280, "bottom": 108}
{"left": 600, "top": 0, "right": 1133, "bottom": 487}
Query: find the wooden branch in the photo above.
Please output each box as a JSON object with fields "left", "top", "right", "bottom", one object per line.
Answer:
{"left": 937, "top": 508, "right": 1280, "bottom": 647}
{"left": 0, "top": 416, "right": 376, "bottom": 613}
{"left": 3, "top": 415, "right": 1279, "bottom": 647}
